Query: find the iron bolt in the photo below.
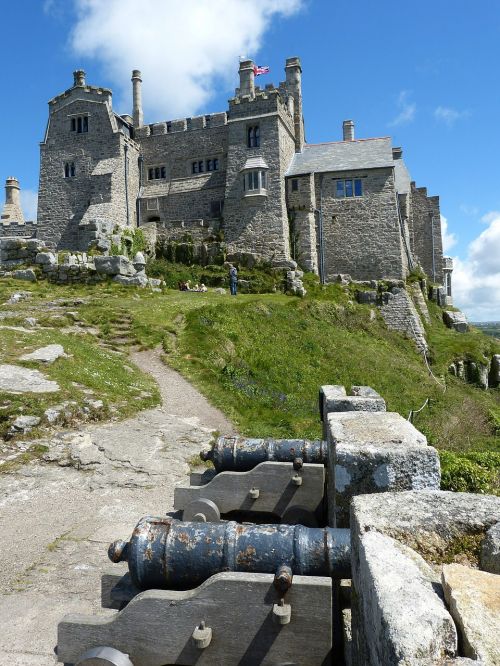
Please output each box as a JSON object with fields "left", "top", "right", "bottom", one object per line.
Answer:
{"left": 249, "top": 487, "right": 260, "bottom": 499}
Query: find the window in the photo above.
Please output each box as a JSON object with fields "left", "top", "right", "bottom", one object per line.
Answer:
{"left": 291, "top": 178, "right": 298, "bottom": 192}
{"left": 247, "top": 125, "right": 260, "bottom": 148}
{"left": 210, "top": 200, "right": 224, "bottom": 217}
{"left": 64, "top": 162, "right": 75, "bottom": 178}
{"left": 192, "top": 160, "right": 204, "bottom": 174}
{"left": 334, "top": 178, "right": 363, "bottom": 198}
{"left": 70, "top": 116, "right": 89, "bottom": 133}
{"left": 242, "top": 169, "right": 267, "bottom": 192}
{"left": 148, "top": 166, "right": 166, "bottom": 180}
{"left": 206, "top": 158, "right": 219, "bottom": 172}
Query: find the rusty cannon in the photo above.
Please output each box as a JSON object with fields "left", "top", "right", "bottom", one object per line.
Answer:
{"left": 201, "top": 436, "right": 327, "bottom": 472}
{"left": 108, "top": 515, "right": 351, "bottom": 590}
{"left": 58, "top": 516, "right": 350, "bottom": 665}
{"left": 175, "top": 437, "right": 328, "bottom": 524}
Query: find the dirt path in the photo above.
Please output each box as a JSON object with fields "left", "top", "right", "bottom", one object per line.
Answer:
{"left": 0, "top": 349, "right": 235, "bottom": 665}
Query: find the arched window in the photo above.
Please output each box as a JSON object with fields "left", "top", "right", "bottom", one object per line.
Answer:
{"left": 247, "top": 125, "right": 260, "bottom": 148}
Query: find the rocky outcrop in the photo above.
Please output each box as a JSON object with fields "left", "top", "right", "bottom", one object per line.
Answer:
{"left": 443, "top": 310, "right": 469, "bottom": 333}
{"left": 481, "top": 522, "right": 500, "bottom": 574}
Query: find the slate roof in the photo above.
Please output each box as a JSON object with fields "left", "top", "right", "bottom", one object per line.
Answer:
{"left": 286, "top": 138, "right": 395, "bottom": 176}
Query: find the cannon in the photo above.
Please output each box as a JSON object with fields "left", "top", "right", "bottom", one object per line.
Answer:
{"left": 175, "top": 437, "right": 328, "bottom": 525}
{"left": 57, "top": 516, "right": 350, "bottom": 665}
{"left": 201, "top": 436, "right": 327, "bottom": 472}
{"left": 109, "top": 515, "right": 351, "bottom": 590}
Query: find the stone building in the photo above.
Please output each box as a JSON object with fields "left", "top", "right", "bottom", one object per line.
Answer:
{"left": 2, "top": 56, "right": 452, "bottom": 291}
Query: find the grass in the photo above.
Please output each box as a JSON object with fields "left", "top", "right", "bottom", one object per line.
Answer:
{"left": 0, "top": 269, "right": 498, "bottom": 493}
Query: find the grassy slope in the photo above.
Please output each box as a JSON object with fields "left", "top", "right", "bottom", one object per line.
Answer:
{"left": 0, "top": 274, "right": 498, "bottom": 491}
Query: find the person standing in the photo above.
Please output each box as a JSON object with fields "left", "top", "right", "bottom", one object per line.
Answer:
{"left": 229, "top": 263, "right": 238, "bottom": 296}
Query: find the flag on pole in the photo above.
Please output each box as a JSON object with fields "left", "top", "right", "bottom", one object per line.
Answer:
{"left": 253, "top": 64, "right": 270, "bottom": 76}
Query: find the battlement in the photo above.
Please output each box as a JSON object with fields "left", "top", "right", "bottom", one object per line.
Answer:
{"left": 135, "top": 112, "right": 228, "bottom": 138}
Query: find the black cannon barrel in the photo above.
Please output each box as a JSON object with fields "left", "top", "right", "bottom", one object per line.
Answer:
{"left": 109, "top": 516, "right": 350, "bottom": 591}
{"left": 201, "top": 436, "right": 327, "bottom": 472}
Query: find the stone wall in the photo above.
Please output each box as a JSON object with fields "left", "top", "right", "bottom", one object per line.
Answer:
{"left": 316, "top": 168, "right": 407, "bottom": 281}
{"left": 0, "top": 237, "right": 46, "bottom": 267}
{"left": 380, "top": 286, "right": 428, "bottom": 353}
{"left": 222, "top": 90, "right": 296, "bottom": 263}
{"left": 409, "top": 182, "right": 444, "bottom": 284}
{"left": 37, "top": 79, "right": 140, "bottom": 250}
{"left": 286, "top": 172, "right": 318, "bottom": 272}
{"left": 0, "top": 221, "right": 37, "bottom": 239}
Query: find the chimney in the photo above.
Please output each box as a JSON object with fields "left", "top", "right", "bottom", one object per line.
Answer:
{"left": 2, "top": 177, "right": 25, "bottom": 223}
{"left": 238, "top": 59, "right": 255, "bottom": 98}
{"left": 343, "top": 120, "right": 355, "bottom": 141}
{"left": 392, "top": 147, "right": 403, "bottom": 160}
{"left": 131, "top": 69, "right": 144, "bottom": 128}
{"left": 73, "top": 69, "right": 86, "bottom": 87}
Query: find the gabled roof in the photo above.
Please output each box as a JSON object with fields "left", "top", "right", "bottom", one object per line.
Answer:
{"left": 286, "top": 137, "right": 394, "bottom": 176}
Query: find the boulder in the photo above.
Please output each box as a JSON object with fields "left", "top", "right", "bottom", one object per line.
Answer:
{"left": 481, "top": 522, "right": 500, "bottom": 574}
{"left": 442, "top": 564, "right": 500, "bottom": 664}
{"left": 20, "top": 344, "right": 66, "bottom": 364}
{"left": 10, "top": 415, "right": 41, "bottom": 434}
{"left": 0, "top": 364, "right": 60, "bottom": 393}
{"left": 489, "top": 354, "right": 500, "bottom": 388}
{"left": 13, "top": 268, "right": 37, "bottom": 282}
{"left": 35, "top": 252, "right": 57, "bottom": 265}
{"left": 356, "top": 290, "right": 378, "bottom": 305}
{"left": 443, "top": 310, "right": 469, "bottom": 333}
{"left": 94, "top": 255, "right": 135, "bottom": 276}
{"left": 113, "top": 273, "right": 149, "bottom": 287}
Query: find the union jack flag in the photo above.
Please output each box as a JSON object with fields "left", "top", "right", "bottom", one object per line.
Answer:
{"left": 253, "top": 64, "right": 270, "bottom": 76}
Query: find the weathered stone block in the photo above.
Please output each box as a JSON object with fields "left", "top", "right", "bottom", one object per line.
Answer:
{"left": 319, "top": 384, "right": 386, "bottom": 439}
{"left": 113, "top": 273, "right": 149, "bottom": 287}
{"left": 442, "top": 564, "right": 500, "bottom": 664}
{"left": 353, "top": 531, "right": 457, "bottom": 665}
{"left": 481, "top": 521, "right": 500, "bottom": 574}
{"left": 94, "top": 255, "right": 135, "bottom": 276}
{"left": 13, "top": 268, "right": 37, "bottom": 282}
{"left": 327, "top": 412, "right": 439, "bottom": 526}
{"left": 35, "top": 251, "right": 57, "bottom": 265}
{"left": 443, "top": 310, "right": 469, "bottom": 333}
{"left": 356, "top": 290, "right": 378, "bottom": 305}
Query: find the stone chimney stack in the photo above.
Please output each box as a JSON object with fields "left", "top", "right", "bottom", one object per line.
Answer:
{"left": 238, "top": 59, "right": 255, "bottom": 99}
{"left": 131, "top": 70, "right": 144, "bottom": 128}
{"left": 343, "top": 120, "right": 355, "bottom": 141}
{"left": 73, "top": 70, "right": 86, "bottom": 87}
{"left": 1, "top": 177, "right": 25, "bottom": 223}
{"left": 285, "top": 56, "right": 304, "bottom": 152}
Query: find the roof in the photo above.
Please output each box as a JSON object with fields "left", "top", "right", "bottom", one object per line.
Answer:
{"left": 241, "top": 156, "right": 269, "bottom": 171}
{"left": 286, "top": 138, "right": 395, "bottom": 176}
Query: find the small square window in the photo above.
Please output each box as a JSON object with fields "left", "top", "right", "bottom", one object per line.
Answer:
{"left": 291, "top": 179, "right": 298, "bottom": 192}
{"left": 335, "top": 180, "right": 345, "bottom": 198}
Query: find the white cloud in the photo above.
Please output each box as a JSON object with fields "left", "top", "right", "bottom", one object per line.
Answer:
{"left": 459, "top": 203, "right": 479, "bottom": 217}
{"left": 452, "top": 212, "right": 500, "bottom": 321}
{"left": 20, "top": 189, "right": 38, "bottom": 221}
{"left": 70, "top": 0, "right": 303, "bottom": 120}
{"left": 440, "top": 214, "right": 457, "bottom": 253}
{"left": 388, "top": 91, "right": 416, "bottom": 127}
{"left": 434, "top": 105, "right": 469, "bottom": 126}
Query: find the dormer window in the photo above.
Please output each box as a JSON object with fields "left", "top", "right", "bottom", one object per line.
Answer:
{"left": 247, "top": 125, "right": 260, "bottom": 148}
{"left": 70, "top": 116, "right": 88, "bottom": 133}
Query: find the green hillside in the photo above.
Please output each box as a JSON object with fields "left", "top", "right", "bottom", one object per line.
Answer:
{"left": 0, "top": 272, "right": 498, "bottom": 493}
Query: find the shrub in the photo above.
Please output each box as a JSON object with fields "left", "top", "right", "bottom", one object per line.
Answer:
{"left": 439, "top": 450, "right": 500, "bottom": 494}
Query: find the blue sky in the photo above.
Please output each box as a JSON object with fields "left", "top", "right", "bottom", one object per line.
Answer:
{"left": 1, "top": 0, "right": 499, "bottom": 320}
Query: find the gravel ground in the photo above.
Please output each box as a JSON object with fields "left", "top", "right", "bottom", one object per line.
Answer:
{"left": 0, "top": 348, "right": 235, "bottom": 665}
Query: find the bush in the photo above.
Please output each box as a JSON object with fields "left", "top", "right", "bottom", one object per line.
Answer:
{"left": 439, "top": 450, "right": 500, "bottom": 494}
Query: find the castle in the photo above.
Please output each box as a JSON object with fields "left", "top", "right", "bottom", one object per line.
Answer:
{"left": 1, "top": 56, "right": 452, "bottom": 295}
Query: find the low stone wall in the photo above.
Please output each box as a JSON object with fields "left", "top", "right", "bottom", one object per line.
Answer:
{"left": 380, "top": 287, "right": 428, "bottom": 353}
{"left": 350, "top": 491, "right": 500, "bottom": 665}
{"left": 0, "top": 237, "right": 46, "bottom": 267}
{"left": 0, "top": 221, "right": 37, "bottom": 239}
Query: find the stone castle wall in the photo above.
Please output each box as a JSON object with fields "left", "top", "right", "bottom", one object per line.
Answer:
{"left": 0, "top": 221, "right": 37, "bottom": 239}
{"left": 409, "top": 183, "right": 443, "bottom": 283}
{"left": 37, "top": 86, "right": 140, "bottom": 250}
{"left": 222, "top": 91, "right": 295, "bottom": 262}
{"left": 317, "top": 168, "right": 406, "bottom": 281}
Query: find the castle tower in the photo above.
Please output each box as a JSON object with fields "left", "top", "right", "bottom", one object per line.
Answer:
{"left": 285, "top": 57, "right": 304, "bottom": 152}
{"left": 223, "top": 58, "right": 297, "bottom": 264}
{"left": 131, "top": 70, "right": 144, "bottom": 129}
{"left": 1, "top": 177, "right": 25, "bottom": 224}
